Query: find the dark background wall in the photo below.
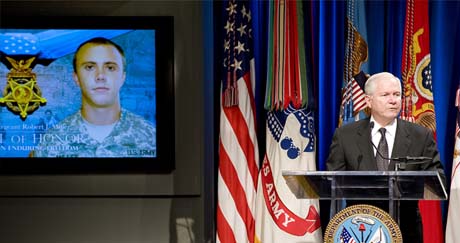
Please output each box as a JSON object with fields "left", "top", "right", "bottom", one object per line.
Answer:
{"left": 0, "top": 1, "right": 209, "bottom": 242}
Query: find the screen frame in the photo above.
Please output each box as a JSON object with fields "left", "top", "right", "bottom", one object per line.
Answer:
{"left": 0, "top": 16, "right": 175, "bottom": 174}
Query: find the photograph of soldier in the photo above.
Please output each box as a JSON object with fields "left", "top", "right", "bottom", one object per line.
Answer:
{"left": 33, "top": 37, "right": 156, "bottom": 157}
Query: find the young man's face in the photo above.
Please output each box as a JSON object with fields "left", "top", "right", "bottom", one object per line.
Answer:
{"left": 73, "top": 43, "right": 126, "bottom": 109}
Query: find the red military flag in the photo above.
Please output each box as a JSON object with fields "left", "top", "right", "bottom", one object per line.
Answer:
{"left": 400, "top": 1, "right": 443, "bottom": 242}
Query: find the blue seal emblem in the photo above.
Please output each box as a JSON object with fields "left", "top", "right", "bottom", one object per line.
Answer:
{"left": 324, "top": 204, "right": 402, "bottom": 243}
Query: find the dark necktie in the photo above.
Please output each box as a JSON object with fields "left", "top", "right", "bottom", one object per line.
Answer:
{"left": 376, "top": 128, "right": 389, "bottom": 171}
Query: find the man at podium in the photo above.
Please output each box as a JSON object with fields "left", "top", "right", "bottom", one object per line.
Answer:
{"left": 326, "top": 72, "right": 446, "bottom": 241}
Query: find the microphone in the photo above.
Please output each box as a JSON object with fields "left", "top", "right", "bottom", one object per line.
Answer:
{"left": 392, "top": 157, "right": 432, "bottom": 170}
{"left": 392, "top": 156, "right": 432, "bottom": 162}
{"left": 369, "top": 121, "right": 432, "bottom": 170}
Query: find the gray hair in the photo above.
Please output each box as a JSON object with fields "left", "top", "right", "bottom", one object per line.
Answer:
{"left": 364, "top": 72, "right": 401, "bottom": 95}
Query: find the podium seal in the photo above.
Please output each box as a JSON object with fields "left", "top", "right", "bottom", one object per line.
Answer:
{"left": 324, "top": 204, "right": 402, "bottom": 243}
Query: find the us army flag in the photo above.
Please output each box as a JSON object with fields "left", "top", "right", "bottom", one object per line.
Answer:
{"left": 254, "top": 105, "right": 322, "bottom": 243}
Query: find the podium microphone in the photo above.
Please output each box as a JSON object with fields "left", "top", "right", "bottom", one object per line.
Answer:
{"left": 369, "top": 121, "right": 432, "bottom": 170}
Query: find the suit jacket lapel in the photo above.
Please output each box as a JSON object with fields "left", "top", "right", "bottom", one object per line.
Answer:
{"left": 389, "top": 119, "right": 411, "bottom": 170}
{"left": 356, "top": 119, "right": 377, "bottom": 170}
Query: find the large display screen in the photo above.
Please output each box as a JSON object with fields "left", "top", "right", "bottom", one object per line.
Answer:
{"left": 0, "top": 16, "right": 174, "bottom": 173}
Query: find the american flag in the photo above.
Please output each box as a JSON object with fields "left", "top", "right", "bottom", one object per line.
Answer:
{"left": 216, "top": 1, "right": 259, "bottom": 243}
{"left": 340, "top": 227, "right": 357, "bottom": 243}
{"left": 341, "top": 77, "right": 367, "bottom": 114}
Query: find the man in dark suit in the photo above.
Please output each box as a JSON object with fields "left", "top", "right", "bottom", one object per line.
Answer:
{"left": 326, "top": 72, "right": 445, "bottom": 242}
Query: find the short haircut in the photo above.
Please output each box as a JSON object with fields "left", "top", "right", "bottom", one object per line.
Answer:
{"left": 72, "top": 37, "right": 126, "bottom": 72}
{"left": 364, "top": 72, "right": 401, "bottom": 95}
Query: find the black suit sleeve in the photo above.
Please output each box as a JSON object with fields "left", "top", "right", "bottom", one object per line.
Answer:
{"left": 420, "top": 128, "right": 446, "bottom": 186}
{"left": 326, "top": 128, "right": 346, "bottom": 171}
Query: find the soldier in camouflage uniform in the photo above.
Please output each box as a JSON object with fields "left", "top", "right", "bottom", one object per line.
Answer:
{"left": 34, "top": 108, "right": 156, "bottom": 157}
{"left": 34, "top": 37, "right": 156, "bottom": 157}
